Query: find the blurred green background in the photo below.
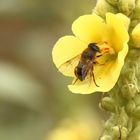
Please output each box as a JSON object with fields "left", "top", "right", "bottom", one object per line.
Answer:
{"left": 0, "top": 0, "right": 106, "bottom": 140}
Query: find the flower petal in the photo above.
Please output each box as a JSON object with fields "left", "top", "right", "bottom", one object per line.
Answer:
{"left": 68, "top": 43, "right": 128, "bottom": 94}
{"left": 132, "top": 23, "right": 140, "bottom": 47}
{"left": 100, "top": 43, "right": 128, "bottom": 89}
{"left": 52, "top": 36, "right": 87, "bottom": 77}
{"left": 68, "top": 76, "right": 100, "bottom": 94}
{"left": 116, "top": 13, "right": 130, "bottom": 30}
{"left": 72, "top": 14, "right": 109, "bottom": 43}
{"left": 96, "top": 43, "right": 128, "bottom": 92}
{"left": 106, "top": 13, "right": 129, "bottom": 52}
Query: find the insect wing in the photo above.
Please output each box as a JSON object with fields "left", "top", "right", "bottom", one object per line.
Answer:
{"left": 58, "top": 54, "right": 81, "bottom": 77}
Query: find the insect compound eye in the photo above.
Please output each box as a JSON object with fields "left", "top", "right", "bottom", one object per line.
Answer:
{"left": 88, "top": 43, "right": 100, "bottom": 52}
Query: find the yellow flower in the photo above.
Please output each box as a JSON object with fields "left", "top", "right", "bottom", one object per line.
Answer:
{"left": 47, "top": 121, "right": 91, "bottom": 140}
{"left": 132, "top": 23, "right": 140, "bottom": 48}
{"left": 47, "top": 117, "right": 101, "bottom": 140}
{"left": 52, "top": 13, "right": 129, "bottom": 94}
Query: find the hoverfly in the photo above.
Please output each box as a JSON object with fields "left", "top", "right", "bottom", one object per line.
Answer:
{"left": 59, "top": 43, "right": 102, "bottom": 87}
{"left": 74, "top": 43, "right": 100, "bottom": 86}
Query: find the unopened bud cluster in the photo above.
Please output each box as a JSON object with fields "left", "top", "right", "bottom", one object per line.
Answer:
{"left": 93, "top": 0, "right": 136, "bottom": 18}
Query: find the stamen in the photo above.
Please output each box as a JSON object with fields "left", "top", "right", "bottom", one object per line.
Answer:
{"left": 94, "top": 42, "right": 115, "bottom": 66}
{"left": 104, "top": 41, "right": 108, "bottom": 44}
{"left": 100, "top": 48, "right": 110, "bottom": 54}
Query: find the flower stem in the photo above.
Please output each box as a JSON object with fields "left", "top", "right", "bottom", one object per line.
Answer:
{"left": 93, "top": 0, "right": 140, "bottom": 139}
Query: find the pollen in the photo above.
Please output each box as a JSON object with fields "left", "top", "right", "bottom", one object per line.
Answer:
{"left": 98, "top": 42, "right": 115, "bottom": 55}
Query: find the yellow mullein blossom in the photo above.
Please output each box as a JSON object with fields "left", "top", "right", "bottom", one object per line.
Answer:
{"left": 52, "top": 13, "right": 129, "bottom": 94}
{"left": 47, "top": 118, "right": 101, "bottom": 140}
{"left": 132, "top": 23, "right": 140, "bottom": 48}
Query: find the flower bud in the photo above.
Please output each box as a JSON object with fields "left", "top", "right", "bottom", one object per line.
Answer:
{"left": 106, "top": 0, "right": 118, "bottom": 6}
{"left": 93, "top": 0, "right": 117, "bottom": 18}
{"left": 100, "top": 97, "right": 115, "bottom": 112}
{"left": 112, "top": 126, "right": 128, "bottom": 139}
{"left": 119, "top": 108, "right": 129, "bottom": 127}
{"left": 132, "top": 106, "right": 140, "bottom": 119}
{"left": 126, "top": 100, "right": 136, "bottom": 115}
{"left": 121, "top": 127, "right": 128, "bottom": 139}
{"left": 133, "top": 0, "right": 140, "bottom": 19}
{"left": 134, "top": 95, "right": 140, "bottom": 106}
{"left": 100, "top": 135, "right": 112, "bottom": 140}
{"left": 118, "top": 0, "right": 135, "bottom": 16}
{"left": 132, "top": 23, "right": 140, "bottom": 48}
{"left": 111, "top": 126, "right": 120, "bottom": 139}
{"left": 121, "top": 84, "right": 137, "bottom": 99}
{"left": 104, "top": 116, "right": 115, "bottom": 129}
{"left": 127, "top": 126, "right": 140, "bottom": 140}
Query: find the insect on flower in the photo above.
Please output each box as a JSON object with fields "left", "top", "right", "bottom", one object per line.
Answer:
{"left": 74, "top": 43, "right": 100, "bottom": 87}
{"left": 52, "top": 13, "right": 129, "bottom": 94}
{"left": 59, "top": 43, "right": 109, "bottom": 87}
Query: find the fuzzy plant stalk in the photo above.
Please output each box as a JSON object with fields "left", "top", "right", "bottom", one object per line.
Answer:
{"left": 93, "top": 0, "right": 140, "bottom": 139}
{"left": 52, "top": 0, "right": 140, "bottom": 139}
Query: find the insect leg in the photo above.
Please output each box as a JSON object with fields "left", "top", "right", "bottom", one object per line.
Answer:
{"left": 72, "top": 78, "right": 79, "bottom": 85}
{"left": 90, "top": 68, "right": 99, "bottom": 87}
{"left": 93, "top": 60, "right": 105, "bottom": 66}
{"left": 96, "top": 54, "right": 102, "bottom": 58}
{"left": 88, "top": 71, "right": 92, "bottom": 87}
